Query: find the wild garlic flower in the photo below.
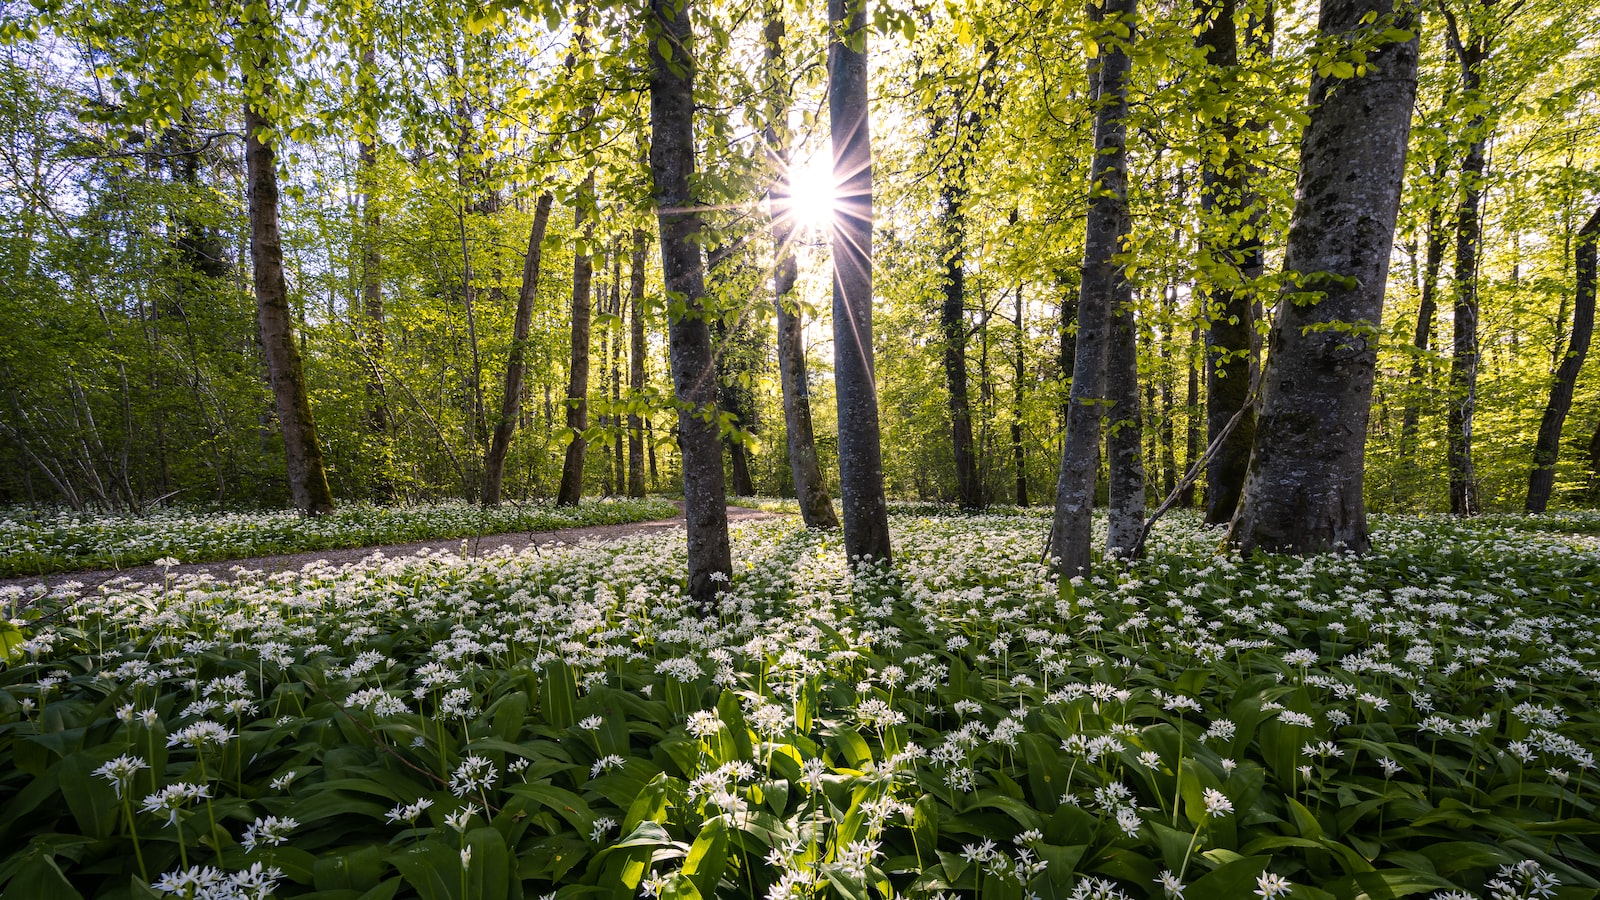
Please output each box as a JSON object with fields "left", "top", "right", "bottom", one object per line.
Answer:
{"left": 240, "top": 816, "right": 298, "bottom": 852}
{"left": 1254, "top": 871, "right": 1293, "bottom": 898}
{"left": 1201, "top": 788, "right": 1233, "bottom": 818}
{"left": 449, "top": 755, "right": 498, "bottom": 797}
{"left": 93, "top": 754, "right": 149, "bottom": 799}
{"left": 386, "top": 797, "right": 434, "bottom": 824}
{"left": 141, "top": 782, "right": 211, "bottom": 827}
{"left": 167, "top": 720, "right": 235, "bottom": 751}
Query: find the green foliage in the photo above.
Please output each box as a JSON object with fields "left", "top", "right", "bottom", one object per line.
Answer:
{"left": 0, "top": 497, "right": 677, "bottom": 576}
{"left": 1, "top": 512, "right": 1598, "bottom": 897}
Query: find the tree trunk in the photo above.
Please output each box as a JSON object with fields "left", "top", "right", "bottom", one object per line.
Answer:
{"left": 628, "top": 227, "right": 649, "bottom": 498}
{"left": 707, "top": 242, "right": 758, "bottom": 498}
{"left": 1526, "top": 205, "right": 1599, "bottom": 512}
{"left": 1228, "top": 0, "right": 1418, "bottom": 554}
{"left": 1196, "top": 0, "right": 1263, "bottom": 526}
{"left": 1158, "top": 288, "right": 1178, "bottom": 497}
{"left": 610, "top": 245, "right": 625, "bottom": 496}
{"left": 939, "top": 162, "right": 981, "bottom": 509}
{"left": 765, "top": 8, "right": 838, "bottom": 529}
{"left": 1051, "top": 0, "right": 1133, "bottom": 575}
{"left": 556, "top": 173, "right": 595, "bottom": 506}
{"left": 829, "top": 0, "right": 893, "bottom": 565}
{"left": 1013, "top": 281, "right": 1028, "bottom": 507}
{"left": 357, "top": 41, "right": 392, "bottom": 503}
{"left": 1180, "top": 324, "right": 1201, "bottom": 507}
{"left": 649, "top": 0, "right": 732, "bottom": 602}
{"left": 482, "top": 192, "right": 554, "bottom": 506}
{"left": 1400, "top": 195, "right": 1446, "bottom": 456}
{"left": 1106, "top": 270, "right": 1145, "bottom": 557}
{"left": 1446, "top": 27, "right": 1487, "bottom": 517}
{"left": 242, "top": 16, "right": 334, "bottom": 516}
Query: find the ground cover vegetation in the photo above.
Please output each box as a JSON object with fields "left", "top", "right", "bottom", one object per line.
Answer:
{"left": 0, "top": 498, "right": 679, "bottom": 578}
{"left": 1, "top": 512, "right": 1597, "bottom": 899}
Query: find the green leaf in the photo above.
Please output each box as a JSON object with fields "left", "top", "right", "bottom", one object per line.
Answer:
{"left": 682, "top": 816, "right": 729, "bottom": 897}
{"left": 4, "top": 853, "right": 84, "bottom": 900}
{"left": 505, "top": 782, "right": 595, "bottom": 835}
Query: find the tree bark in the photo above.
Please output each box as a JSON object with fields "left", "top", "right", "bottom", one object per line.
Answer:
{"left": 482, "top": 192, "right": 554, "bottom": 506}
{"left": 1196, "top": 0, "right": 1264, "bottom": 526}
{"left": 1106, "top": 274, "right": 1145, "bottom": 557}
{"left": 765, "top": 6, "right": 838, "bottom": 529}
{"left": 610, "top": 245, "right": 625, "bottom": 495}
{"left": 648, "top": 0, "right": 732, "bottom": 602}
{"left": 1051, "top": 0, "right": 1133, "bottom": 575}
{"left": 1180, "top": 324, "right": 1201, "bottom": 507}
{"left": 1013, "top": 281, "right": 1028, "bottom": 506}
{"left": 1445, "top": 19, "right": 1487, "bottom": 517}
{"left": 556, "top": 173, "right": 595, "bottom": 506}
{"left": 707, "top": 242, "right": 758, "bottom": 498}
{"left": 829, "top": 0, "right": 893, "bottom": 564}
{"left": 242, "top": 9, "right": 334, "bottom": 516}
{"left": 1228, "top": 0, "right": 1418, "bottom": 554}
{"left": 1526, "top": 205, "right": 1600, "bottom": 512}
{"left": 939, "top": 147, "right": 981, "bottom": 509}
{"left": 1400, "top": 193, "right": 1446, "bottom": 456}
{"left": 628, "top": 227, "right": 649, "bottom": 498}
{"left": 357, "top": 39, "right": 392, "bottom": 503}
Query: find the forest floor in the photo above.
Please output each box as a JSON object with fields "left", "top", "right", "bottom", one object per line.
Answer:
{"left": 0, "top": 501, "right": 781, "bottom": 594}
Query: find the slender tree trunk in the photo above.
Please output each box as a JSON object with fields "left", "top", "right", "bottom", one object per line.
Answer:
{"left": 1058, "top": 269, "right": 1078, "bottom": 428}
{"left": 939, "top": 160, "right": 981, "bottom": 509}
{"left": 483, "top": 192, "right": 554, "bottom": 506}
{"left": 707, "top": 243, "right": 758, "bottom": 498}
{"left": 1159, "top": 288, "right": 1178, "bottom": 497}
{"left": 1051, "top": 0, "right": 1133, "bottom": 575}
{"left": 1400, "top": 195, "right": 1446, "bottom": 455}
{"left": 557, "top": 173, "right": 595, "bottom": 506}
{"left": 1526, "top": 205, "right": 1600, "bottom": 512}
{"left": 765, "top": 14, "right": 838, "bottom": 527}
{"left": 357, "top": 45, "right": 392, "bottom": 503}
{"left": 242, "top": 14, "right": 334, "bottom": 515}
{"left": 1196, "top": 0, "right": 1263, "bottom": 525}
{"left": 829, "top": 0, "right": 892, "bottom": 564}
{"left": 628, "top": 228, "right": 649, "bottom": 498}
{"left": 1446, "top": 26, "right": 1487, "bottom": 517}
{"left": 1106, "top": 268, "right": 1145, "bottom": 557}
{"left": 610, "top": 246, "right": 625, "bottom": 496}
{"left": 1229, "top": 0, "right": 1418, "bottom": 553}
{"left": 648, "top": 0, "right": 732, "bottom": 601}
{"left": 1013, "top": 282, "right": 1028, "bottom": 506}
{"left": 1180, "top": 324, "right": 1201, "bottom": 507}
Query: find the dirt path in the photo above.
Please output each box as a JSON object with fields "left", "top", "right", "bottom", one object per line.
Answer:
{"left": 2, "top": 504, "right": 782, "bottom": 594}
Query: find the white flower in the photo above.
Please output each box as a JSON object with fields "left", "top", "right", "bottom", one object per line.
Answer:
{"left": 1254, "top": 871, "right": 1293, "bottom": 898}
{"left": 449, "top": 755, "right": 499, "bottom": 797}
{"left": 1115, "top": 807, "right": 1141, "bottom": 838}
{"left": 386, "top": 797, "right": 435, "bottom": 825}
{"left": 140, "top": 783, "right": 210, "bottom": 827}
{"left": 1156, "top": 869, "right": 1185, "bottom": 899}
{"left": 241, "top": 815, "right": 298, "bottom": 852}
{"left": 591, "top": 754, "right": 626, "bottom": 779}
{"left": 445, "top": 803, "right": 478, "bottom": 833}
{"left": 686, "top": 709, "right": 722, "bottom": 738}
{"left": 1202, "top": 787, "right": 1233, "bottom": 818}
{"left": 578, "top": 715, "right": 604, "bottom": 731}
{"left": 93, "top": 754, "right": 149, "bottom": 799}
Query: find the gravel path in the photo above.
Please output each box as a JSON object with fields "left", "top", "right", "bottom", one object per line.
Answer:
{"left": 1, "top": 504, "right": 781, "bottom": 595}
